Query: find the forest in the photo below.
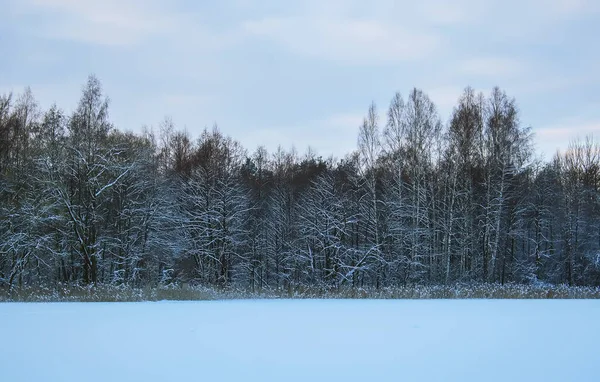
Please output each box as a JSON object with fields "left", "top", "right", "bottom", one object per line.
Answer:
{"left": 1, "top": 75, "right": 599, "bottom": 291}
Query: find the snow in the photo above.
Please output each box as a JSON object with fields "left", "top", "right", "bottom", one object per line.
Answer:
{"left": 1, "top": 300, "right": 599, "bottom": 382}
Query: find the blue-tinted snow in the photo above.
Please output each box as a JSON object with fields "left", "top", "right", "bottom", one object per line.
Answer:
{"left": 0, "top": 300, "right": 598, "bottom": 381}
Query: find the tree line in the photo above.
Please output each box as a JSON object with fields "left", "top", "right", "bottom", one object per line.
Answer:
{"left": 1, "top": 75, "right": 599, "bottom": 290}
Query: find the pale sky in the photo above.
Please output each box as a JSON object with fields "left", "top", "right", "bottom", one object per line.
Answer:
{"left": 1, "top": 0, "right": 599, "bottom": 160}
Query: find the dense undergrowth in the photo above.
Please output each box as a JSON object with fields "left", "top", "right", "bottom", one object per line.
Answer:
{"left": 1, "top": 282, "right": 599, "bottom": 302}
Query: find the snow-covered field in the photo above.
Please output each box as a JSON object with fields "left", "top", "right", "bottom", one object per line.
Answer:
{"left": 1, "top": 300, "right": 598, "bottom": 382}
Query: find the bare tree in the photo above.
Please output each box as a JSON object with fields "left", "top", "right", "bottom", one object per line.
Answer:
{"left": 357, "top": 102, "right": 384, "bottom": 285}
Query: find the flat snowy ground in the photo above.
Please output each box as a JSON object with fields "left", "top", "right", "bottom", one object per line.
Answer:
{"left": 1, "top": 300, "right": 598, "bottom": 382}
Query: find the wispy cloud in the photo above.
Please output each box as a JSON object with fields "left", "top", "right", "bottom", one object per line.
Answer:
{"left": 425, "top": 86, "right": 465, "bottom": 119}
{"left": 1, "top": 0, "right": 598, "bottom": 160}
{"left": 535, "top": 120, "right": 600, "bottom": 158}
{"left": 11, "top": 0, "right": 177, "bottom": 46}
{"left": 532, "top": 0, "right": 600, "bottom": 19}
{"left": 244, "top": 112, "right": 364, "bottom": 158}
{"left": 412, "top": 0, "right": 489, "bottom": 25}
{"left": 460, "top": 57, "right": 526, "bottom": 78}
{"left": 243, "top": 16, "right": 440, "bottom": 65}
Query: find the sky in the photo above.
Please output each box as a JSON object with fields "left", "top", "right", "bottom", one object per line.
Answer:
{"left": 0, "top": 0, "right": 599, "bottom": 161}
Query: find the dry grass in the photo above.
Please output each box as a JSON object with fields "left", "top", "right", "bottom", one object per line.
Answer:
{"left": 1, "top": 282, "right": 599, "bottom": 302}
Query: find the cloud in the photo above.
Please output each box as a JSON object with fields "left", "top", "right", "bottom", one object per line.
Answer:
{"left": 242, "top": 16, "right": 441, "bottom": 65}
{"left": 296, "top": 0, "right": 487, "bottom": 27}
{"left": 243, "top": 112, "right": 364, "bottom": 158}
{"left": 535, "top": 120, "right": 600, "bottom": 158}
{"left": 413, "top": 0, "right": 488, "bottom": 25}
{"left": 0, "top": 85, "right": 26, "bottom": 96}
{"left": 532, "top": 0, "right": 600, "bottom": 19}
{"left": 460, "top": 57, "right": 526, "bottom": 78}
{"left": 0, "top": 80, "right": 83, "bottom": 118}
{"left": 322, "top": 113, "right": 365, "bottom": 128}
{"left": 162, "top": 94, "right": 215, "bottom": 109}
{"left": 424, "top": 86, "right": 493, "bottom": 120}
{"left": 2, "top": 0, "right": 599, "bottom": 162}
{"left": 425, "top": 87, "right": 464, "bottom": 118}
{"left": 11, "top": 0, "right": 177, "bottom": 46}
